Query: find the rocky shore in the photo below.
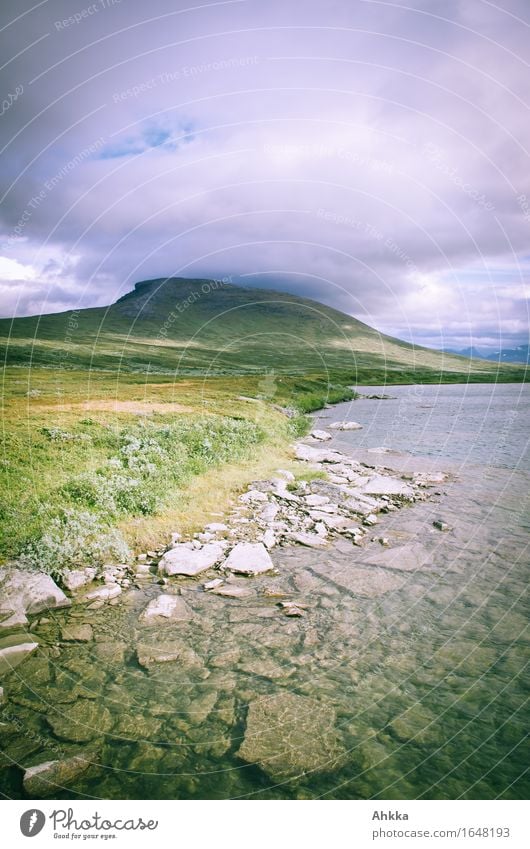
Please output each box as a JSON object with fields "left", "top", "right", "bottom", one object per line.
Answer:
{"left": 0, "top": 425, "right": 452, "bottom": 796}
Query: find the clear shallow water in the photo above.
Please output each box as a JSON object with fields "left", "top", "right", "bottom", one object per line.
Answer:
{"left": 0, "top": 384, "right": 528, "bottom": 800}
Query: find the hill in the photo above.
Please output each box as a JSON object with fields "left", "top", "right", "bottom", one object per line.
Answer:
{"left": 0, "top": 277, "right": 525, "bottom": 382}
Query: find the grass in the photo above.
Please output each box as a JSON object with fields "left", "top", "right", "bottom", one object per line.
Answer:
{"left": 0, "top": 367, "right": 316, "bottom": 577}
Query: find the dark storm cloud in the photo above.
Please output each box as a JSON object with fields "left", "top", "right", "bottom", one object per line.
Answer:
{"left": 0, "top": 0, "right": 528, "bottom": 349}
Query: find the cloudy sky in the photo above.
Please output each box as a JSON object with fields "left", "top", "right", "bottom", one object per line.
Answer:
{"left": 0, "top": 0, "right": 528, "bottom": 350}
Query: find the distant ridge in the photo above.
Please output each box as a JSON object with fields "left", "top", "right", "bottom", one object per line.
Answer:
{"left": 0, "top": 277, "right": 524, "bottom": 380}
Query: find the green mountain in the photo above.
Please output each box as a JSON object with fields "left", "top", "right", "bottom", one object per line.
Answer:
{"left": 0, "top": 277, "right": 523, "bottom": 380}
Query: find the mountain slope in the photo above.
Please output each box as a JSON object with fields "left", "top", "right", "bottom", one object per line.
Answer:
{"left": 0, "top": 277, "right": 523, "bottom": 379}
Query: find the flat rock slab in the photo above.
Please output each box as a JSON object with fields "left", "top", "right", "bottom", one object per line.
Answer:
{"left": 158, "top": 543, "right": 224, "bottom": 576}
{"left": 212, "top": 584, "right": 253, "bottom": 599}
{"left": 23, "top": 751, "right": 99, "bottom": 796}
{"left": 310, "top": 430, "right": 332, "bottom": 441}
{"left": 237, "top": 692, "right": 346, "bottom": 780}
{"left": 289, "top": 532, "right": 329, "bottom": 549}
{"left": 295, "top": 444, "right": 345, "bottom": 464}
{"left": 360, "top": 474, "right": 414, "bottom": 498}
{"left": 139, "top": 594, "right": 193, "bottom": 624}
{"left": 224, "top": 543, "right": 275, "bottom": 576}
{"left": 364, "top": 543, "right": 432, "bottom": 572}
{"left": 47, "top": 700, "right": 112, "bottom": 742}
{"left": 309, "top": 562, "right": 406, "bottom": 598}
{"left": 60, "top": 624, "right": 93, "bottom": 642}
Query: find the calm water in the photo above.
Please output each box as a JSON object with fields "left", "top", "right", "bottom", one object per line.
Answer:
{"left": 1, "top": 383, "right": 528, "bottom": 799}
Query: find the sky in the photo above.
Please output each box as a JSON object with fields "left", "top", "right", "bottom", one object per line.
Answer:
{"left": 0, "top": 0, "right": 529, "bottom": 351}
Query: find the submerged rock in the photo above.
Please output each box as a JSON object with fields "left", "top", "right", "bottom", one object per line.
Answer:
{"left": 23, "top": 751, "right": 99, "bottom": 796}
{"left": 136, "top": 641, "right": 203, "bottom": 670}
{"left": 237, "top": 692, "right": 346, "bottom": 780}
{"left": 60, "top": 624, "right": 93, "bottom": 642}
{"left": 47, "top": 700, "right": 112, "bottom": 742}
{"left": 0, "top": 566, "right": 70, "bottom": 632}
{"left": 224, "top": 543, "right": 275, "bottom": 576}
{"left": 0, "top": 637, "right": 39, "bottom": 675}
{"left": 158, "top": 543, "right": 224, "bottom": 577}
{"left": 139, "top": 594, "right": 193, "bottom": 625}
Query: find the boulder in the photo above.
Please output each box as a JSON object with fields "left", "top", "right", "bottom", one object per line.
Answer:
{"left": 204, "top": 523, "right": 228, "bottom": 533}
{"left": 310, "top": 429, "right": 332, "bottom": 441}
{"left": 223, "top": 543, "right": 275, "bottom": 576}
{"left": 237, "top": 692, "right": 345, "bottom": 780}
{"left": 261, "top": 528, "right": 277, "bottom": 549}
{"left": 158, "top": 542, "right": 224, "bottom": 577}
{"left": 23, "top": 751, "right": 98, "bottom": 796}
{"left": 295, "top": 444, "right": 345, "bottom": 464}
{"left": 260, "top": 502, "right": 280, "bottom": 522}
{"left": 0, "top": 566, "right": 70, "bottom": 632}
{"left": 139, "top": 594, "right": 193, "bottom": 625}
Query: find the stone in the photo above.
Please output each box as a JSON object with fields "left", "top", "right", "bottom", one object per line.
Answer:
{"left": 329, "top": 420, "right": 363, "bottom": 430}
{"left": 363, "top": 514, "right": 378, "bottom": 526}
{"left": 92, "top": 642, "right": 126, "bottom": 664}
{"left": 311, "top": 429, "right": 332, "bottom": 441}
{"left": 237, "top": 692, "right": 346, "bottom": 780}
{"left": 365, "top": 543, "right": 431, "bottom": 572}
{"left": 260, "top": 502, "right": 280, "bottom": 522}
{"left": 139, "top": 594, "right": 193, "bottom": 624}
{"left": 0, "top": 638, "right": 39, "bottom": 675}
{"left": 390, "top": 705, "right": 440, "bottom": 744}
{"left": 47, "top": 700, "right": 112, "bottom": 742}
{"left": 203, "top": 578, "right": 224, "bottom": 591}
{"left": 136, "top": 641, "right": 203, "bottom": 670}
{"left": 212, "top": 584, "right": 252, "bottom": 599}
{"left": 113, "top": 713, "right": 162, "bottom": 740}
{"left": 295, "top": 444, "right": 345, "bottom": 464}
{"left": 0, "top": 565, "right": 70, "bottom": 632}
{"left": 186, "top": 690, "right": 218, "bottom": 725}
{"left": 60, "top": 624, "right": 93, "bottom": 642}
{"left": 158, "top": 542, "right": 224, "bottom": 576}
{"left": 224, "top": 543, "right": 275, "bottom": 576}
{"left": 262, "top": 529, "right": 277, "bottom": 550}
{"left": 433, "top": 519, "right": 452, "bottom": 531}
{"left": 205, "top": 522, "right": 228, "bottom": 533}
{"left": 304, "top": 494, "right": 330, "bottom": 507}
{"left": 289, "top": 532, "right": 328, "bottom": 549}
{"left": 23, "top": 751, "right": 99, "bottom": 796}
{"left": 276, "top": 469, "right": 295, "bottom": 481}
{"left": 240, "top": 490, "right": 268, "bottom": 504}
{"left": 310, "top": 561, "right": 406, "bottom": 598}
{"left": 360, "top": 474, "right": 414, "bottom": 498}
{"left": 62, "top": 568, "right": 97, "bottom": 592}
{"left": 85, "top": 584, "right": 121, "bottom": 601}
